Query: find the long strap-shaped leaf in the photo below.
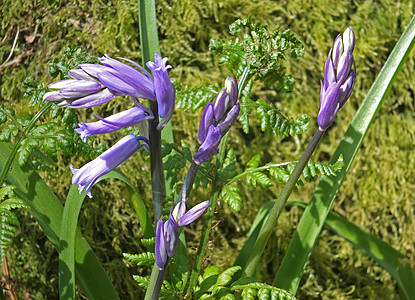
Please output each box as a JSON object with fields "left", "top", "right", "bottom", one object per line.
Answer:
{"left": 286, "top": 200, "right": 415, "bottom": 299}
{"left": 0, "top": 142, "right": 120, "bottom": 300}
{"left": 274, "top": 16, "right": 415, "bottom": 296}
{"left": 59, "top": 169, "right": 154, "bottom": 300}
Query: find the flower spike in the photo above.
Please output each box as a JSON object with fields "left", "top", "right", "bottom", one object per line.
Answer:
{"left": 318, "top": 27, "right": 356, "bottom": 131}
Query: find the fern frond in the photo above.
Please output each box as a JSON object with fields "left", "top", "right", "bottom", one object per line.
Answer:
{"left": 0, "top": 209, "right": 19, "bottom": 262}
{"left": 230, "top": 281, "right": 297, "bottom": 300}
{"left": 123, "top": 252, "right": 155, "bottom": 267}
{"left": 241, "top": 97, "right": 310, "bottom": 137}
{"left": 176, "top": 85, "right": 218, "bottom": 112}
{"left": 221, "top": 185, "right": 242, "bottom": 212}
{"left": 269, "top": 155, "right": 344, "bottom": 185}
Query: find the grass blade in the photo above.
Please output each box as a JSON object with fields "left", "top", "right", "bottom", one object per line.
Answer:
{"left": 274, "top": 16, "right": 415, "bottom": 295}
{"left": 0, "top": 142, "right": 120, "bottom": 300}
{"left": 286, "top": 200, "right": 415, "bottom": 300}
{"left": 59, "top": 169, "right": 154, "bottom": 299}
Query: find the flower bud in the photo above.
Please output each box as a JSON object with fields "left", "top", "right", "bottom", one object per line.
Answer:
{"left": 318, "top": 27, "right": 356, "bottom": 131}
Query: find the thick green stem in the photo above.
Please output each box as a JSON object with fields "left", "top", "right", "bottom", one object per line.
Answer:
{"left": 149, "top": 100, "right": 165, "bottom": 222}
{"left": 242, "top": 129, "right": 325, "bottom": 278}
{"left": 0, "top": 103, "right": 51, "bottom": 186}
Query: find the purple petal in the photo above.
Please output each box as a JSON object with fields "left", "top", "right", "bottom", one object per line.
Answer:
{"left": 98, "top": 69, "right": 156, "bottom": 100}
{"left": 66, "top": 88, "right": 116, "bottom": 108}
{"left": 79, "top": 64, "right": 108, "bottom": 78}
{"left": 336, "top": 50, "right": 352, "bottom": 84}
{"left": 343, "top": 27, "right": 355, "bottom": 52}
{"left": 338, "top": 68, "right": 355, "bottom": 108}
{"left": 217, "top": 103, "right": 240, "bottom": 135}
{"left": 226, "top": 76, "right": 239, "bottom": 107}
{"left": 198, "top": 103, "right": 214, "bottom": 144}
{"left": 172, "top": 201, "right": 186, "bottom": 222}
{"left": 48, "top": 79, "right": 78, "bottom": 90}
{"left": 75, "top": 106, "right": 152, "bottom": 142}
{"left": 146, "top": 53, "right": 175, "bottom": 119}
{"left": 70, "top": 134, "right": 144, "bottom": 197}
{"left": 59, "top": 80, "right": 104, "bottom": 99}
{"left": 323, "top": 50, "right": 336, "bottom": 91}
{"left": 193, "top": 125, "right": 222, "bottom": 165}
{"left": 99, "top": 55, "right": 154, "bottom": 88}
{"left": 155, "top": 219, "right": 168, "bottom": 270}
{"left": 43, "top": 91, "right": 63, "bottom": 103}
{"left": 331, "top": 34, "right": 343, "bottom": 67}
{"left": 68, "top": 69, "right": 96, "bottom": 81}
{"left": 164, "top": 218, "right": 178, "bottom": 257}
{"left": 213, "top": 88, "right": 228, "bottom": 121}
{"left": 318, "top": 82, "right": 341, "bottom": 131}
{"left": 177, "top": 201, "right": 210, "bottom": 226}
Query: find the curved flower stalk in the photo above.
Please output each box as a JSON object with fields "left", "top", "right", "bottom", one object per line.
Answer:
{"left": 193, "top": 76, "right": 240, "bottom": 164}
{"left": 318, "top": 27, "right": 356, "bottom": 131}
{"left": 155, "top": 199, "right": 210, "bottom": 270}
{"left": 70, "top": 134, "right": 149, "bottom": 198}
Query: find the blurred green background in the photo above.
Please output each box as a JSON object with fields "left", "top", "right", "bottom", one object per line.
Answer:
{"left": 0, "top": 0, "right": 414, "bottom": 299}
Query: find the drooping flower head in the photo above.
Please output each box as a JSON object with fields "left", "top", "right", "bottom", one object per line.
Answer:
{"left": 318, "top": 27, "right": 356, "bottom": 131}
{"left": 75, "top": 105, "right": 154, "bottom": 142}
{"left": 43, "top": 53, "right": 175, "bottom": 128}
{"left": 70, "top": 134, "right": 149, "bottom": 198}
{"left": 155, "top": 199, "right": 210, "bottom": 270}
{"left": 193, "top": 76, "right": 240, "bottom": 164}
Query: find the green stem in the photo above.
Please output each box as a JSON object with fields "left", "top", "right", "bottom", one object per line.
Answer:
{"left": 152, "top": 267, "right": 166, "bottom": 300}
{"left": 0, "top": 103, "right": 51, "bottom": 186}
{"left": 145, "top": 264, "right": 160, "bottom": 300}
{"left": 178, "top": 161, "right": 199, "bottom": 203}
{"left": 149, "top": 100, "right": 165, "bottom": 222}
{"left": 242, "top": 128, "right": 324, "bottom": 278}
{"left": 185, "top": 133, "right": 229, "bottom": 295}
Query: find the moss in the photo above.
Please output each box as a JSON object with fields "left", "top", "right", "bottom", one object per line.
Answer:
{"left": 0, "top": 0, "right": 414, "bottom": 299}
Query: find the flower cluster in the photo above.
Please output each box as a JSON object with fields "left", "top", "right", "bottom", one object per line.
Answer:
{"left": 318, "top": 27, "right": 356, "bottom": 131}
{"left": 193, "top": 76, "right": 240, "bottom": 164}
{"left": 44, "top": 53, "right": 175, "bottom": 198}
{"left": 155, "top": 199, "right": 210, "bottom": 270}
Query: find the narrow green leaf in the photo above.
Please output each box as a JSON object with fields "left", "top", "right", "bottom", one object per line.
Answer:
{"left": 274, "top": 16, "right": 415, "bottom": 297}
{"left": 0, "top": 141, "right": 120, "bottom": 300}
{"left": 59, "top": 169, "right": 154, "bottom": 299}
{"left": 287, "top": 200, "right": 415, "bottom": 300}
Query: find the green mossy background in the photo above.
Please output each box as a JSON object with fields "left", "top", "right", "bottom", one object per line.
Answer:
{"left": 1, "top": 0, "right": 414, "bottom": 299}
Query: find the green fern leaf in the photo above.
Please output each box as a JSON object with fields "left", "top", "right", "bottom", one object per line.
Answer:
{"left": 123, "top": 252, "right": 155, "bottom": 267}
{"left": 132, "top": 275, "right": 149, "bottom": 290}
{"left": 245, "top": 155, "right": 273, "bottom": 188}
{"left": 141, "top": 237, "right": 156, "bottom": 248}
{"left": 215, "top": 266, "right": 242, "bottom": 288}
{"left": 0, "top": 209, "right": 19, "bottom": 262}
{"left": 221, "top": 185, "right": 242, "bottom": 212}
{"left": 176, "top": 85, "right": 218, "bottom": 112}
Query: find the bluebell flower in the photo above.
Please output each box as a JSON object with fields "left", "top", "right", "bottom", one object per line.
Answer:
{"left": 318, "top": 27, "right": 356, "bottom": 131}
{"left": 44, "top": 53, "right": 175, "bottom": 128}
{"left": 155, "top": 199, "right": 210, "bottom": 270}
{"left": 194, "top": 76, "right": 240, "bottom": 164}
{"left": 75, "top": 105, "right": 153, "bottom": 142}
{"left": 70, "top": 134, "right": 149, "bottom": 198}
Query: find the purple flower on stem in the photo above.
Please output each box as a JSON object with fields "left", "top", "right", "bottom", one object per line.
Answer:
{"left": 193, "top": 76, "right": 240, "bottom": 164}
{"left": 70, "top": 134, "right": 149, "bottom": 198}
{"left": 155, "top": 199, "right": 210, "bottom": 270}
{"left": 75, "top": 105, "right": 154, "bottom": 142}
{"left": 318, "top": 27, "right": 356, "bottom": 131}
{"left": 99, "top": 53, "right": 176, "bottom": 129}
{"left": 43, "top": 53, "right": 175, "bottom": 128}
